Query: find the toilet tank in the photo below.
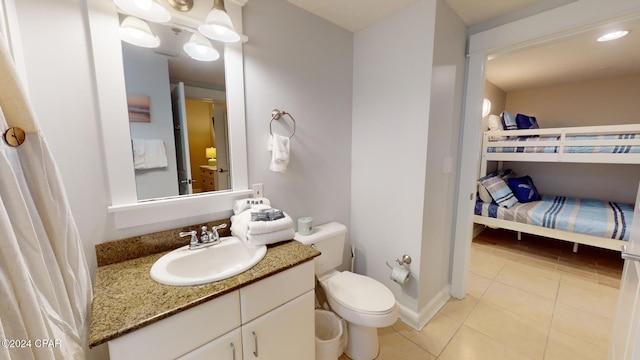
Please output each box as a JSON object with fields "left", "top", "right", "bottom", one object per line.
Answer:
{"left": 294, "top": 222, "right": 347, "bottom": 275}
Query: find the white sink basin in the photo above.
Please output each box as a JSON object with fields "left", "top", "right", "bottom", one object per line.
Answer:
{"left": 150, "top": 237, "right": 267, "bottom": 286}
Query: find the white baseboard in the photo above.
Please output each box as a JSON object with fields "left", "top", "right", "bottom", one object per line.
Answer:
{"left": 397, "top": 286, "right": 451, "bottom": 330}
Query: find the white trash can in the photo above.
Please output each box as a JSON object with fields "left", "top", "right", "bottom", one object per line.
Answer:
{"left": 315, "top": 309, "right": 348, "bottom": 360}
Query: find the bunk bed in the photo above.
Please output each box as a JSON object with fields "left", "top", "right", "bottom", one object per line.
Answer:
{"left": 475, "top": 123, "right": 640, "bottom": 252}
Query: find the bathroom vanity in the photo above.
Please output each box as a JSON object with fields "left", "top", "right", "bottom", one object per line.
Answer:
{"left": 89, "top": 236, "right": 319, "bottom": 360}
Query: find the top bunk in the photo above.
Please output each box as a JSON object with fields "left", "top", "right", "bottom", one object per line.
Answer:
{"left": 481, "top": 113, "right": 640, "bottom": 176}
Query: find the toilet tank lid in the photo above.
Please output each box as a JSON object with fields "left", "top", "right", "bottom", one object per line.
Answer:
{"left": 294, "top": 222, "right": 347, "bottom": 245}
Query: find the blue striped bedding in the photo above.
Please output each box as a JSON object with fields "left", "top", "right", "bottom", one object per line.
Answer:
{"left": 474, "top": 195, "right": 633, "bottom": 241}
{"left": 488, "top": 134, "right": 640, "bottom": 154}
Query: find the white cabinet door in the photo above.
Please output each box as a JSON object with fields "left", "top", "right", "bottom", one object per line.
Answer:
{"left": 178, "top": 328, "right": 243, "bottom": 360}
{"left": 242, "top": 291, "right": 315, "bottom": 360}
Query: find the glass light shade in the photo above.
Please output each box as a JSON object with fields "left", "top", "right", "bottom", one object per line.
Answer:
{"left": 198, "top": 8, "right": 240, "bottom": 43}
{"left": 183, "top": 33, "right": 220, "bottom": 62}
{"left": 206, "top": 147, "right": 217, "bottom": 159}
{"left": 482, "top": 98, "right": 491, "bottom": 117}
{"left": 114, "top": 0, "right": 171, "bottom": 23}
{"left": 597, "top": 30, "right": 629, "bottom": 42}
{"left": 120, "top": 16, "right": 160, "bottom": 48}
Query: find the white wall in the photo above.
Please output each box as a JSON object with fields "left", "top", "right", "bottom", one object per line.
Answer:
{"left": 352, "top": 0, "right": 466, "bottom": 324}
{"left": 122, "top": 45, "right": 179, "bottom": 200}
{"left": 243, "top": 0, "right": 353, "bottom": 256}
{"left": 419, "top": 0, "right": 467, "bottom": 312}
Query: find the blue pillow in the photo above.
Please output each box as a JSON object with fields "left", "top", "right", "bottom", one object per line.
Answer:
{"left": 507, "top": 176, "right": 541, "bottom": 203}
{"left": 480, "top": 174, "right": 518, "bottom": 208}
{"left": 515, "top": 114, "right": 539, "bottom": 130}
{"left": 501, "top": 111, "right": 518, "bottom": 130}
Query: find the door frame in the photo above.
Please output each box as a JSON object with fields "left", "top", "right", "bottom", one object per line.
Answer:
{"left": 451, "top": 0, "right": 640, "bottom": 298}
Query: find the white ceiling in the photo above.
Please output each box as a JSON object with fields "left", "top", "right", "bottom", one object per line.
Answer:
{"left": 144, "top": 0, "right": 639, "bottom": 94}
{"left": 287, "top": 0, "right": 640, "bottom": 92}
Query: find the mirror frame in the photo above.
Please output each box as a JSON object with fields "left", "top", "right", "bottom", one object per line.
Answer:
{"left": 87, "top": 0, "right": 251, "bottom": 229}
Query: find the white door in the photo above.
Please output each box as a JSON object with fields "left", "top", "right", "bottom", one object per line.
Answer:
{"left": 213, "top": 106, "right": 230, "bottom": 190}
{"left": 610, "top": 183, "right": 640, "bottom": 359}
{"left": 171, "top": 82, "right": 192, "bottom": 195}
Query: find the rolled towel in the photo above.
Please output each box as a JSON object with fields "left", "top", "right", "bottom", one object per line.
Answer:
{"left": 233, "top": 197, "right": 271, "bottom": 215}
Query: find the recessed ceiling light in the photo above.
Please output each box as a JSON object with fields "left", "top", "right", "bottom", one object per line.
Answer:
{"left": 597, "top": 30, "right": 629, "bottom": 42}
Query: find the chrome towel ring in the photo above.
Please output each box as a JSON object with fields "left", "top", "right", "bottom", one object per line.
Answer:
{"left": 270, "top": 109, "right": 296, "bottom": 139}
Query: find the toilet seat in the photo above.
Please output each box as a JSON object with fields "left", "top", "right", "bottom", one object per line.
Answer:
{"left": 323, "top": 271, "right": 396, "bottom": 315}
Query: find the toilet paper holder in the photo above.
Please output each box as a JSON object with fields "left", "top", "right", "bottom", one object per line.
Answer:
{"left": 385, "top": 254, "right": 412, "bottom": 270}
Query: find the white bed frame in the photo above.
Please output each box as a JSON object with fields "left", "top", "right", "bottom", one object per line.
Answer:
{"left": 476, "top": 123, "right": 640, "bottom": 252}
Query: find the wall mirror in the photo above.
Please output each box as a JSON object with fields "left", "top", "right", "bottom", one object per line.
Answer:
{"left": 121, "top": 14, "right": 231, "bottom": 200}
{"left": 87, "top": 0, "right": 250, "bottom": 228}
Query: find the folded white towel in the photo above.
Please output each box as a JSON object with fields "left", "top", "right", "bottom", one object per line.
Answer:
{"left": 269, "top": 134, "right": 290, "bottom": 173}
{"left": 133, "top": 139, "right": 168, "bottom": 170}
{"left": 231, "top": 207, "right": 295, "bottom": 244}
{"left": 247, "top": 227, "right": 296, "bottom": 246}
{"left": 248, "top": 213, "right": 294, "bottom": 235}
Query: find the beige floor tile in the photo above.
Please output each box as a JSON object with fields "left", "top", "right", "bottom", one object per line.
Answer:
{"left": 392, "top": 314, "right": 461, "bottom": 357}
{"left": 503, "top": 260, "right": 562, "bottom": 281}
{"left": 467, "top": 272, "right": 493, "bottom": 298}
{"left": 465, "top": 301, "right": 549, "bottom": 360}
{"left": 557, "top": 276, "right": 619, "bottom": 319}
{"left": 470, "top": 249, "right": 511, "bottom": 279}
{"left": 495, "top": 265, "right": 560, "bottom": 300}
{"left": 516, "top": 253, "right": 558, "bottom": 272}
{"left": 598, "top": 274, "right": 621, "bottom": 289}
{"left": 482, "top": 281, "right": 555, "bottom": 325}
{"left": 375, "top": 331, "right": 436, "bottom": 360}
{"left": 557, "top": 263, "right": 599, "bottom": 282}
{"left": 551, "top": 303, "right": 613, "bottom": 349}
{"left": 544, "top": 328, "right": 607, "bottom": 360}
{"left": 439, "top": 325, "right": 533, "bottom": 360}
{"left": 439, "top": 295, "right": 479, "bottom": 323}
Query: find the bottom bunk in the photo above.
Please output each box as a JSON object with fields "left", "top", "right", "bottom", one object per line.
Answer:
{"left": 474, "top": 196, "right": 632, "bottom": 252}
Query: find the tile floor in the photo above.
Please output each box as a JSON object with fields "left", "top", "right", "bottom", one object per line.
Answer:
{"left": 339, "top": 228, "right": 624, "bottom": 360}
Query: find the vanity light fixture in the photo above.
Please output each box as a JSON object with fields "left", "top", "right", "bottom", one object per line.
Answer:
{"left": 119, "top": 16, "right": 160, "bottom": 48}
{"left": 183, "top": 32, "right": 220, "bottom": 62}
{"left": 113, "top": 0, "right": 171, "bottom": 23}
{"left": 198, "top": 0, "right": 241, "bottom": 43}
{"left": 597, "top": 30, "right": 629, "bottom": 42}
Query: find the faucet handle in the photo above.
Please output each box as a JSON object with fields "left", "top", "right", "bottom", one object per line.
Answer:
{"left": 179, "top": 230, "right": 198, "bottom": 244}
{"left": 213, "top": 223, "right": 227, "bottom": 231}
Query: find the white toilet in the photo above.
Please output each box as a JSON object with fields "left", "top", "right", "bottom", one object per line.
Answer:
{"left": 294, "top": 222, "right": 398, "bottom": 360}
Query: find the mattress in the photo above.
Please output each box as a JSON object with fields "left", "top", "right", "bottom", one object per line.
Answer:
{"left": 487, "top": 134, "right": 640, "bottom": 154}
{"left": 474, "top": 195, "right": 633, "bottom": 241}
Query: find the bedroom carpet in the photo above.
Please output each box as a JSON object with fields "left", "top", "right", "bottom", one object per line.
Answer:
{"left": 339, "top": 228, "right": 622, "bottom": 359}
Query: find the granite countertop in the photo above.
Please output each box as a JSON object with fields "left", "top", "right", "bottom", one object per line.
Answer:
{"left": 89, "top": 240, "right": 320, "bottom": 348}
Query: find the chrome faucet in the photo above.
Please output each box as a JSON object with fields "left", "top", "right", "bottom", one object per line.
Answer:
{"left": 179, "top": 223, "right": 228, "bottom": 250}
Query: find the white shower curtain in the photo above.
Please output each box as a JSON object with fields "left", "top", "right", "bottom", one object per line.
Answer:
{"left": 0, "top": 33, "right": 92, "bottom": 359}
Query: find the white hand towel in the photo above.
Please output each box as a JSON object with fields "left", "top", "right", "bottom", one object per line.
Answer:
{"left": 133, "top": 139, "right": 168, "bottom": 170}
{"left": 132, "top": 139, "right": 145, "bottom": 169}
{"left": 269, "top": 134, "right": 290, "bottom": 173}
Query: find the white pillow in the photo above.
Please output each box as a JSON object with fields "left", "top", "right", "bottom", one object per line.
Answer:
{"left": 487, "top": 114, "right": 506, "bottom": 141}
{"left": 477, "top": 181, "right": 493, "bottom": 203}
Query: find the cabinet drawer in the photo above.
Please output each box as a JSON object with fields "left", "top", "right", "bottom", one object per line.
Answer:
{"left": 108, "top": 291, "right": 240, "bottom": 360}
{"left": 200, "top": 168, "right": 216, "bottom": 178}
{"left": 240, "top": 261, "right": 314, "bottom": 323}
{"left": 177, "top": 328, "right": 242, "bottom": 360}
